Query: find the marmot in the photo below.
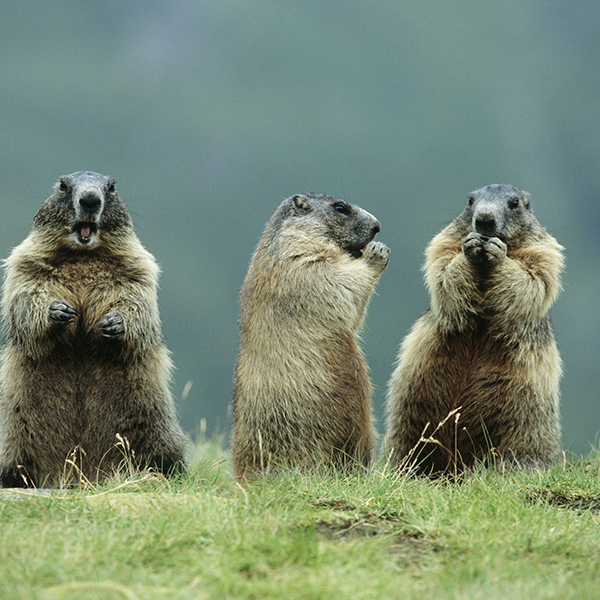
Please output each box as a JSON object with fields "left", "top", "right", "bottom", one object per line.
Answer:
{"left": 231, "top": 193, "right": 389, "bottom": 480}
{"left": 0, "top": 171, "right": 188, "bottom": 487}
{"left": 386, "top": 184, "right": 564, "bottom": 474}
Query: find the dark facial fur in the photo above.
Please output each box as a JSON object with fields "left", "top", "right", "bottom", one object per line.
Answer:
{"left": 456, "top": 184, "right": 537, "bottom": 246}
{"left": 272, "top": 193, "right": 381, "bottom": 257}
{"left": 33, "top": 171, "right": 132, "bottom": 250}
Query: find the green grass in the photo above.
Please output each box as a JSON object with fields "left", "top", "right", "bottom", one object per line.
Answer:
{"left": 2, "top": 440, "right": 600, "bottom": 599}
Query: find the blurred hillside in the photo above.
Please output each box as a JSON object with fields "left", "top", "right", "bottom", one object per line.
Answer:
{"left": 1, "top": 1, "right": 599, "bottom": 454}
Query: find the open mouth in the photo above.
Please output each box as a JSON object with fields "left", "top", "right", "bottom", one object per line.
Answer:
{"left": 348, "top": 243, "right": 368, "bottom": 259}
{"left": 75, "top": 221, "right": 98, "bottom": 244}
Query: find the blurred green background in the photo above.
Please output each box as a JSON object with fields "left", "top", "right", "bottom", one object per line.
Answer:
{"left": 1, "top": 2, "right": 598, "bottom": 455}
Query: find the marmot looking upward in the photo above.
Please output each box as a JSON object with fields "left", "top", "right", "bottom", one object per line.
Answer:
{"left": 231, "top": 193, "right": 390, "bottom": 480}
{"left": 386, "top": 184, "right": 563, "bottom": 474}
{"left": 0, "top": 171, "right": 187, "bottom": 487}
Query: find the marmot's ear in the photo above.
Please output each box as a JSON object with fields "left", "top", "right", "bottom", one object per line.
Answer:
{"left": 292, "top": 194, "right": 311, "bottom": 213}
{"left": 523, "top": 192, "right": 532, "bottom": 211}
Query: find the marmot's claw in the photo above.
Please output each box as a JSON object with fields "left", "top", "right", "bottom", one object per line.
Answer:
{"left": 463, "top": 232, "right": 507, "bottom": 263}
{"left": 481, "top": 236, "right": 507, "bottom": 260}
{"left": 49, "top": 300, "right": 78, "bottom": 325}
{"left": 363, "top": 241, "right": 390, "bottom": 268}
{"left": 462, "top": 232, "right": 484, "bottom": 260}
{"left": 97, "top": 312, "right": 125, "bottom": 339}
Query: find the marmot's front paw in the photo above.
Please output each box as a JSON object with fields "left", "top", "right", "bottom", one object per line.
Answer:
{"left": 464, "top": 232, "right": 507, "bottom": 265}
{"left": 463, "top": 232, "right": 485, "bottom": 262}
{"left": 482, "top": 236, "right": 507, "bottom": 261}
{"left": 97, "top": 312, "right": 125, "bottom": 340}
{"left": 363, "top": 241, "right": 390, "bottom": 270}
{"left": 49, "top": 300, "right": 78, "bottom": 326}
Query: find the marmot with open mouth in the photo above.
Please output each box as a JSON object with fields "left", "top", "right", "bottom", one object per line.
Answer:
{"left": 0, "top": 171, "right": 188, "bottom": 487}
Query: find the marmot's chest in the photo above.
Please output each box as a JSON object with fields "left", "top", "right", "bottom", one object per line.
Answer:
{"left": 46, "top": 258, "right": 125, "bottom": 296}
{"left": 437, "top": 326, "right": 513, "bottom": 390}
{"left": 42, "top": 258, "right": 130, "bottom": 333}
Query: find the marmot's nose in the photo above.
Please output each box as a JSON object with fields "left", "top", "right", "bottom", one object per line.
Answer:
{"left": 475, "top": 215, "right": 496, "bottom": 238}
{"left": 79, "top": 192, "right": 102, "bottom": 212}
{"left": 372, "top": 220, "right": 381, "bottom": 235}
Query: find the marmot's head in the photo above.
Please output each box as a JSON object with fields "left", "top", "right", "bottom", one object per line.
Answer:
{"left": 33, "top": 171, "right": 132, "bottom": 251}
{"left": 267, "top": 193, "right": 381, "bottom": 258}
{"left": 457, "top": 184, "right": 540, "bottom": 245}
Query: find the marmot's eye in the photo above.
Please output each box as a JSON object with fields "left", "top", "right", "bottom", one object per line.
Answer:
{"left": 333, "top": 203, "right": 350, "bottom": 215}
{"left": 508, "top": 197, "right": 519, "bottom": 209}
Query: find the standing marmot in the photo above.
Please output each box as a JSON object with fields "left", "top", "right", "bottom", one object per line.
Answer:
{"left": 0, "top": 171, "right": 187, "bottom": 487}
{"left": 231, "top": 193, "right": 389, "bottom": 480}
{"left": 386, "top": 184, "right": 563, "bottom": 474}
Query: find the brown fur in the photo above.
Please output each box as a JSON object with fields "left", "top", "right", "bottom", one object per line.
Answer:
{"left": 0, "top": 171, "right": 187, "bottom": 487}
{"left": 386, "top": 184, "right": 563, "bottom": 474}
{"left": 231, "top": 194, "right": 389, "bottom": 480}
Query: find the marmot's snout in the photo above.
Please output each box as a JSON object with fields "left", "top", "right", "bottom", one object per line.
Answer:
{"left": 473, "top": 205, "right": 503, "bottom": 240}
{"left": 351, "top": 218, "right": 381, "bottom": 258}
{"left": 79, "top": 191, "right": 102, "bottom": 213}
{"left": 74, "top": 186, "right": 104, "bottom": 245}
{"left": 361, "top": 210, "right": 381, "bottom": 243}
{"left": 474, "top": 214, "right": 496, "bottom": 239}
{"left": 363, "top": 219, "right": 381, "bottom": 248}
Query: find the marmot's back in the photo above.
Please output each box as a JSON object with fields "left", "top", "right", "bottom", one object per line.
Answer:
{"left": 232, "top": 193, "right": 390, "bottom": 480}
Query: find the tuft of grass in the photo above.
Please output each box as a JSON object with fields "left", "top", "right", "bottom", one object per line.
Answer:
{"left": 1, "top": 440, "right": 600, "bottom": 599}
